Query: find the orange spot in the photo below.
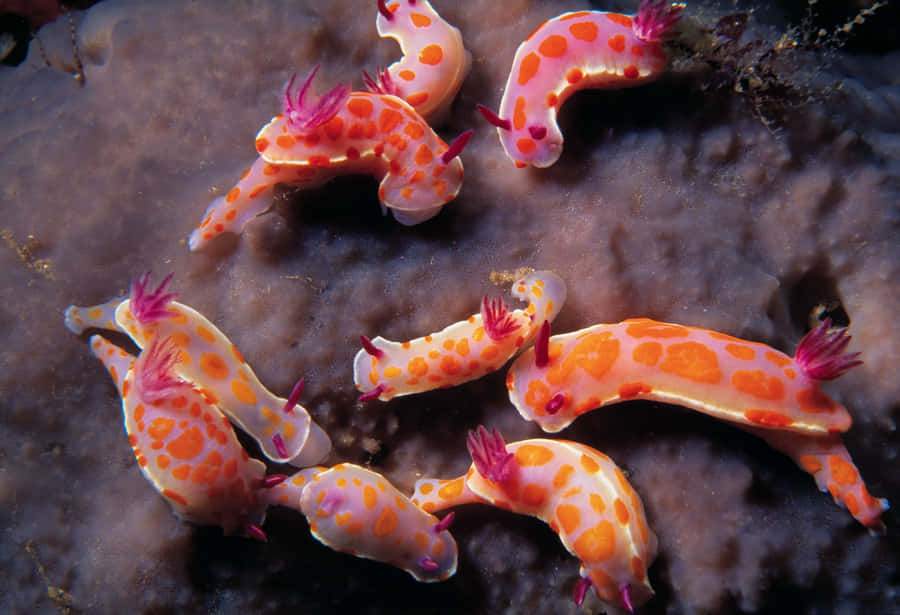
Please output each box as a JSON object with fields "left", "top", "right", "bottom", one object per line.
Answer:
{"left": 224, "top": 209, "right": 237, "bottom": 222}
{"left": 766, "top": 350, "right": 792, "bottom": 367}
{"left": 624, "top": 65, "right": 639, "bottom": 79}
{"left": 405, "top": 92, "right": 429, "bottom": 107}
{"left": 223, "top": 458, "right": 238, "bottom": 478}
{"left": 323, "top": 116, "right": 344, "bottom": 140}
{"left": 631, "top": 45, "right": 645, "bottom": 57}
{"left": 660, "top": 342, "right": 722, "bottom": 383}
{"left": 590, "top": 493, "right": 606, "bottom": 514}
{"left": 383, "top": 366, "right": 402, "bottom": 379}
{"left": 347, "top": 122, "right": 364, "bottom": 139}
{"left": 546, "top": 92, "right": 558, "bottom": 108}
{"left": 379, "top": 108, "right": 404, "bottom": 133}
{"left": 398, "top": 69, "right": 416, "bottom": 81}
{"left": 580, "top": 454, "right": 600, "bottom": 473}
{"left": 556, "top": 503, "right": 581, "bottom": 534}
{"left": 137, "top": 456, "right": 147, "bottom": 467}
{"left": 419, "top": 44, "right": 443, "bottom": 65}
{"left": 744, "top": 409, "right": 793, "bottom": 427}
{"left": 199, "top": 353, "right": 228, "bottom": 380}
{"left": 308, "top": 155, "right": 330, "bottom": 167}
{"left": 606, "top": 13, "right": 633, "bottom": 28}
{"left": 829, "top": 455, "right": 859, "bottom": 485}
{"left": 410, "top": 12, "right": 431, "bottom": 27}
{"left": 513, "top": 96, "right": 527, "bottom": 130}
{"left": 419, "top": 482, "right": 434, "bottom": 495}
{"left": 148, "top": 417, "right": 176, "bottom": 440}
{"left": 515, "top": 444, "right": 554, "bottom": 466}
{"left": 517, "top": 138, "right": 536, "bottom": 154}
{"left": 172, "top": 465, "right": 191, "bottom": 481}
{"left": 439, "top": 355, "right": 461, "bottom": 375}
{"left": 608, "top": 34, "right": 626, "bottom": 52}
{"left": 799, "top": 455, "right": 823, "bottom": 474}
{"left": 553, "top": 464, "right": 574, "bottom": 489}
{"left": 732, "top": 370, "right": 785, "bottom": 400}
{"left": 134, "top": 404, "right": 145, "bottom": 423}
{"left": 614, "top": 498, "right": 630, "bottom": 525}
{"left": 522, "top": 483, "right": 548, "bottom": 507}
{"left": 276, "top": 135, "right": 295, "bottom": 149}
{"left": 348, "top": 97, "right": 374, "bottom": 118}
{"left": 518, "top": 52, "right": 541, "bottom": 86}
{"left": 363, "top": 485, "right": 378, "bottom": 509}
{"left": 346, "top": 147, "right": 360, "bottom": 160}
{"left": 573, "top": 521, "right": 616, "bottom": 562}
{"left": 412, "top": 149, "right": 437, "bottom": 174}
{"left": 796, "top": 388, "right": 837, "bottom": 413}
{"left": 255, "top": 138, "right": 269, "bottom": 153}
{"left": 566, "top": 68, "right": 583, "bottom": 84}
{"left": 566, "top": 331, "right": 620, "bottom": 380}
{"left": 373, "top": 506, "right": 398, "bottom": 536}
{"left": 569, "top": 21, "right": 599, "bottom": 42}
{"left": 161, "top": 489, "right": 187, "bottom": 506}
{"left": 401, "top": 188, "right": 413, "bottom": 200}
{"left": 618, "top": 382, "right": 651, "bottom": 398}
{"left": 538, "top": 34, "right": 568, "bottom": 58}
{"left": 225, "top": 187, "right": 240, "bottom": 203}
{"left": 632, "top": 341, "right": 663, "bottom": 366}
{"left": 404, "top": 122, "right": 425, "bottom": 139}
{"left": 631, "top": 556, "right": 645, "bottom": 581}
{"left": 480, "top": 345, "right": 499, "bottom": 361}
{"left": 231, "top": 379, "right": 258, "bottom": 405}
{"left": 438, "top": 478, "right": 464, "bottom": 500}
{"left": 335, "top": 512, "right": 352, "bottom": 526}
{"left": 844, "top": 493, "right": 860, "bottom": 516}
{"left": 166, "top": 426, "right": 205, "bottom": 460}
{"left": 726, "top": 344, "right": 756, "bottom": 360}
{"left": 248, "top": 185, "right": 267, "bottom": 198}
{"left": 625, "top": 319, "right": 690, "bottom": 338}
{"left": 156, "top": 454, "right": 171, "bottom": 469}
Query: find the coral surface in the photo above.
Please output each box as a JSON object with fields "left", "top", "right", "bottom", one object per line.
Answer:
{"left": 0, "top": 0, "right": 897, "bottom": 613}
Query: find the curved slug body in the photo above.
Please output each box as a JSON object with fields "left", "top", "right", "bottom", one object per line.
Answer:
{"left": 354, "top": 270, "right": 567, "bottom": 401}
{"left": 376, "top": 0, "right": 470, "bottom": 119}
{"left": 265, "top": 463, "right": 458, "bottom": 582}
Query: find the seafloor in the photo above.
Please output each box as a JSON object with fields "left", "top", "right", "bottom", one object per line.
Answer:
{"left": 1, "top": 0, "right": 898, "bottom": 613}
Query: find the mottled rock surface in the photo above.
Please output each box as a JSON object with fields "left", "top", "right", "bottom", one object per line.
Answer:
{"left": 1, "top": 0, "right": 897, "bottom": 613}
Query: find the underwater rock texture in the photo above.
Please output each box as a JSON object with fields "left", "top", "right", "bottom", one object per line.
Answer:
{"left": 1, "top": 0, "right": 897, "bottom": 613}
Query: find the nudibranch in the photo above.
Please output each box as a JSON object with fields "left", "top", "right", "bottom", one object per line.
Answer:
{"left": 353, "top": 270, "right": 567, "bottom": 401}
{"left": 189, "top": 67, "right": 472, "bottom": 250}
{"left": 64, "top": 272, "right": 331, "bottom": 466}
{"left": 369, "top": 0, "right": 470, "bottom": 120}
{"left": 506, "top": 317, "right": 888, "bottom": 529}
{"left": 412, "top": 427, "right": 657, "bottom": 610}
{"left": 88, "top": 334, "right": 287, "bottom": 540}
{"left": 264, "top": 463, "right": 458, "bottom": 582}
{"left": 478, "top": 0, "right": 684, "bottom": 168}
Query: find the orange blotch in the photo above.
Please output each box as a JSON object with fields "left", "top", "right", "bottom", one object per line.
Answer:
{"left": 517, "top": 52, "right": 541, "bottom": 86}
{"left": 148, "top": 417, "right": 176, "bottom": 440}
{"left": 308, "top": 155, "right": 331, "bottom": 167}
{"left": 566, "top": 332, "right": 620, "bottom": 380}
{"left": 625, "top": 319, "right": 690, "bottom": 338}
{"left": 414, "top": 143, "right": 434, "bottom": 165}
{"left": 515, "top": 444, "right": 554, "bottom": 466}
{"left": 660, "top": 342, "right": 722, "bottom": 383}
{"left": 379, "top": 108, "right": 404, "bottom": 133}
{"left": 225, "top": 187, "right": 240, "bottom": 203}
{"left": 513, "top": 96, "right": 527, "bottom": 130}
{"left": 573, "top": 521, "right": 616, "bottom": 562}
{"left": 589, "top": 493, "right": 606, "bottom": 514}
{"left": 569, "top": 21, "right": 599, "bottom": 42}
{"left": 556, "top": 503, "right": 581, "bottom": 534}
{"left": 632, "top": 341, "right": 663, "bottom": 366}
{"left": 606, "top": 13, "right": 633, "bottom": 28}
{"left": 199, "top": 353, "right": 228, "bottom": 380}
{"left": 322, "top": 116, "right": 344, "bottom": 140}
{"left": 623, "top": 65, "right": 639, "bottom": 79}
{"left": 726, "top": 344, "right": 756, "bottom": 360}
{"left": 363, "top": 485, "right": 378, "bottom": 509}
{"left": 618, "top": 381, "right": 651, "bottom": 398}
{"left": 744, "top": 409, "right": 793, "bottom": 427}
{"left": 566, "top": 68, "right": 583, "bottom": 84}
{"left": 405, "top": 92, "right": 429, "bottom": 107}
{"left": 276, "top": 135, "right": 295, "bottom": 149}
{"left": 374, "top": 506, "right": 399, "bottom": 537}
{"left": 156, "top": 454, "right": 171, "bottom": 469}
{"left": 631, "top": 45, "right": 645, "bottom": 56}
{"left": 161, "top": 489, "right": 187, "bottom": 506}
{"left": 438, "top": 477, "right": 464, "bottom": 500}
{"left": 248, "top": 185, "right": 267, "bottom": 198}
{"left": 134, "top": 403, "right": 145, "bottom": 423}
{"left": 223, "top": 458, "right": 238, "bottom": 478}
{"left": 829, "top": 455, "right": 859, "bottom": 485}
{"left": 419, "top": 482, "right": 434, "bottom": 495}
{"left": 410, "top": 12, "right": 431, "bottom": 27}
{"left": 345, "top": 147, "right": 360, "bottom": 160}
{"left": 172, "top": 464, "right": 191, "bottom": 481}
{"left": 517, "top": 138, "right": 536, "bottom": 154}
{"left": 524, "top": 379, "right": 551, "bottom": 413}
{"left": 522, "top": 483, "right": 548, "bottom": 507}
{"left": 631, "top": 555, "right": 645, "bottom": 580}
{"left": 404, "top": 122, "right": 425, "bottom": 140}
{"left": 439, "top": 355, "right": 461, "bottom": 375}
{"left": 137, "top": 455, "right": 147, "bottom": 467}
{"left": 799, "top": 455, "right": 823, "bottom": 474}
{"left": 480, "top": 345, "right": 500, "bottom": 361}
{"left": 796, "top": 388, "right": 837, "bottom": 413}
{"left": 419, "top": 44, "right": 443, "bottom": 65}
{"left": 348, "top": 97, "right": 374, "bottom": 118}
{"left": 398, "top": 69, "right": 416, "bottom": 81}
{"left": 614, "top": 498, "right": 630, "bottom": 525}
{"left": 538, "top": 34, "right": 568, "bottom": 58}
{"left": 166, "top": 426, "right": 205, "bottom": 460}
{"left": 255, "top": 138, "right": 269, "bottom": 153}
{"left": 732, "top": 369, "right": 786, "bottom": 400}
{"left": 766, "top": 350, "right": 792, "bottom": 367}
{"left": 347, "top": 122, "right": 365, "bottom": 139}
{"left": 224, "top": 209, "right": 237, "bottom": 222}
{"left": 553, "top": 464, "right": 574, "bottom": 489}
{"left": 608, "top": 34, "right": 626, "bottom": 52}
{"left": 580, "top": 454, "right": 600, "bottom": 473}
